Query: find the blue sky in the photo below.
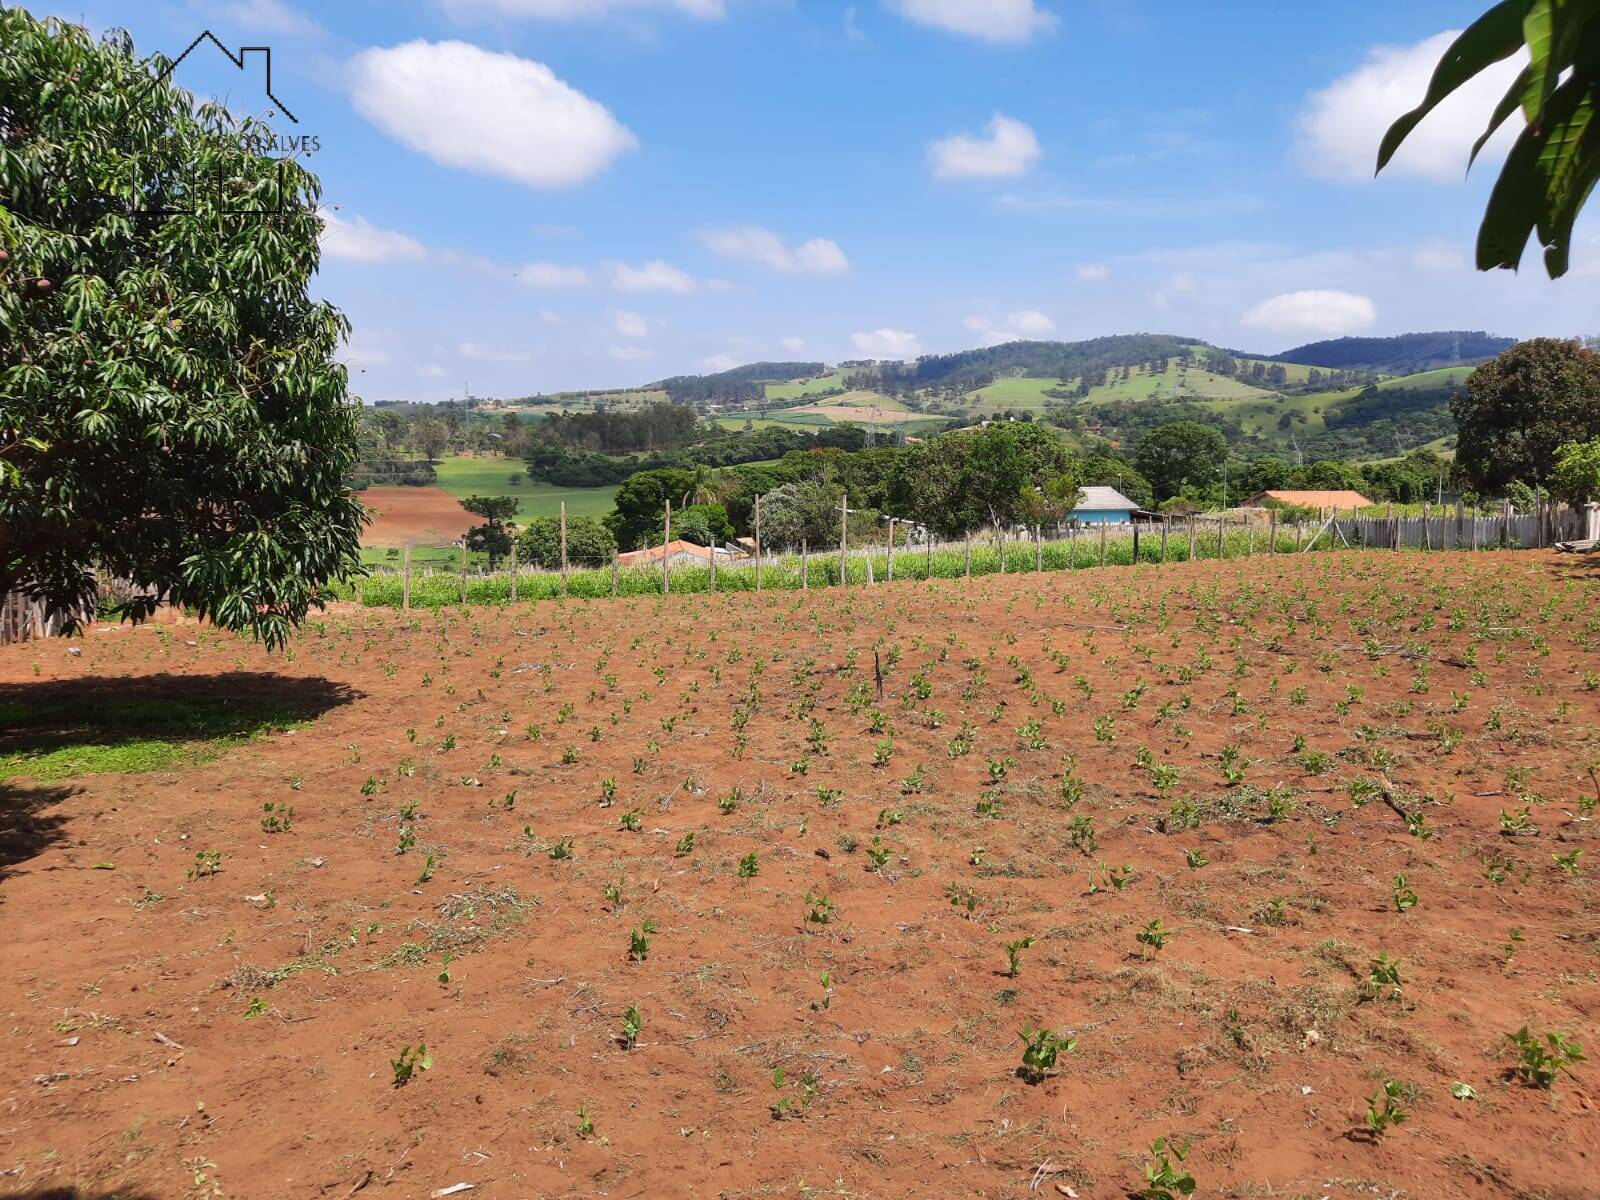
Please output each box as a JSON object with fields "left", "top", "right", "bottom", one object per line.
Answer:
{"left": 30, "top": 0, "right": 1600, "bottom": 400}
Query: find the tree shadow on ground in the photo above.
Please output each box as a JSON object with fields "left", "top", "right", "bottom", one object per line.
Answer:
{"left": 0, "top": 672, "right": 359, "bottom": 881}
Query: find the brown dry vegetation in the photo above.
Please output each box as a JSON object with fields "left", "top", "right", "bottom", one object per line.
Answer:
{"left": 1, "top": 551, "right": 1598, "bottom": 1199}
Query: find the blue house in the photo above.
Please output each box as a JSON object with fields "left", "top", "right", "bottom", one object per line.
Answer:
{"left": 1071, "top": 486, "right": 1139, "bottom": 525}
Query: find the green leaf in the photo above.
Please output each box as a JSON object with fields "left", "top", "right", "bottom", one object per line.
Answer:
{"left": 1377, "top": 1, "right": 1526, "bottom": 175}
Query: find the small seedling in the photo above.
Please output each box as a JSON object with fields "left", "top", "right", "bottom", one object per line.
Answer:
{"left": 187, "top": 850, "right": 222, "bottom": 879}
{"left": 1136, "top": 919, "right": 1171, "bottom": 952}
{"left": 260, "top": 802, "right": 294, "bottom": 833}
{"left": 737, "top": 852, "right": 760, "bottom": 878}
{"left": 416, "top": 853, "right": 438, "bottom": 884}
{"left": 576, "top": 1105, "right": 595, "bottom": 1137}
{"left": 619, "top": 1004, "right": 642, "bottom": 1049}
{"left": 1506, "top": 1027, "right": 1585, "bottom": 1089}
{"left": 1364, "top": 1078, "right": 1408, "bottom": 1136}
{"left": 1364, "top": 952, "right": 1402, "bottom": 1002}
{"left": 1141, "top": 1137, "right": 1195, "bottom": 1200}
{"left": 1003, "top": 936, "right": 1034, "bottom": 977}
{"left": 1391, "top": 874, "right": 1418, "bottom": 912}
{"left": 1018, "top": 1026, "right": 1075, "bottom": 1081}
{"left": 548, "top": 838, "right": 574, "bottom": 860}
{"left": 1184, "top": 848, "right": 1208, "bottom": 869}
{"left": 627, "top": 919, "right": 658, "bottom": 961}
{"left": 391, "top": 1043, "right": 432, "bottom": 1087}
{"left": 619, "top": 808, "right": 642, "bottom": 832}
{"left": 675, "top": 831, "right": 696, "bottom": 856}
{"left": 804, "top": 891, "right": 835, "bottom": 926}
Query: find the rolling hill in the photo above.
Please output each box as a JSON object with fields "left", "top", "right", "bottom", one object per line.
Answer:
{"left": 495, "top": 331, "right": 1514, "bottom": 463}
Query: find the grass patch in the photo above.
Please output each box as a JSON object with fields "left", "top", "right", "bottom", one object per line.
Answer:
{"left": 0, "top": 697, "right": 314, "bottom": 782}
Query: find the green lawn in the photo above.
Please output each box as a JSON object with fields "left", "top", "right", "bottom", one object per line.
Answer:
{"left": 432, "top": 455, "right": 618, "bottom": 522}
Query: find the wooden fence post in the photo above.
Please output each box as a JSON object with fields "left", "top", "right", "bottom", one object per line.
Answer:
{"left": 1035, "top": 525, "right": 1043, "bottom": 573}
{"left": 402, "top": 546, "right": 412, "bottom": 611}
{"left": 459, "top": 540, "right": 467, "bottom": 605}
{"left": 1160, "top": 517, "right": 1169, "bottom": 563}
{"left": 1422, "top": 502, "right": 1431, "bottom": 551}
{"left": 509, "top": 539, "right": 518, "bottom": 603}
{"left": 926, "top": 534, "right": 933, "bottom": 582}
{"left": 1217, "top": 519, "right": 1225, "bottom": 561}
{"left": 964, "top": 531, "right": 971, "bottom": 578}
{"left": 1471, "top": 504, "right": 1479, "bottom": 551}
{"left": 1188, "top": 516, "right": 1197, "bottom": 561}
{"left": 801, "top": 538, "right": 808, "bottom": 590}
{"left": 611, "top": 551, "right": 619, "bottom": 596}
{"left": 887, "top": 518, "right": 896, "bottom": 582}
{"left": 1267, "top": 510, "right": 1276, "bottom": 556}
{"left": 839, "top": 494, "right": 849, "bottom": 587}
{"left": 754, "top": 493, "right": 763, "bottom": 593}
{"left": 709, "top": 542, "right": 717, "bottom": 592}
{"left": 997, "top": 526, "right": 1005, "bottom": 575}
{"left": 663, "top": 499, "right": 672, "bottom": 595}
{"left": 1294, "top": 522, "right": 1303, "bottom": 553}
{"left": 1099, "top": 522, "right": 1107, "bottom": 567}
{"left": 559, "top": 501, "right": 568, "bottom": 596}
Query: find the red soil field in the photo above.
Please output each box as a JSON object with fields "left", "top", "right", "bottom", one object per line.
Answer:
{"left": 1, "top": 551, "right": 1598, "bottom": 1199}
{"left": 358, "top": 486, "right": 475, "bottom": 547}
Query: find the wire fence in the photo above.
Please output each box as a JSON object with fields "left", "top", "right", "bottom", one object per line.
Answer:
{"left": 4, "top": 505, "right": 1595, "bottom": 641}
{"left": 328, "top": 503, "right": 1599, "bottom": 610}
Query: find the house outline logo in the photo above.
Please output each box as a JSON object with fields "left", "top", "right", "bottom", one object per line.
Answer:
{"left": 127, "top": 30, "right": 320, "bottom": 219}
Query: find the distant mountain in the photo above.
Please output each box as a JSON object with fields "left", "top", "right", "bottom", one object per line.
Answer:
{"left": 1270, "top": 332, "right": 1514, "bottom": 373}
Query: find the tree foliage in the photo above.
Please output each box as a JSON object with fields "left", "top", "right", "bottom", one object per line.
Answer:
{"left": 516, "top": 514, "right": 616, "bottom": 568}
{"left": 888, "top": 423, "right": 1075, "bottom": 537}
{"left": 0, "top": 12, "right": 363, "bottom": 646}
{"left": 461, "top": 496, "right": 519, "bottom": 569}
{"left": 1453, "top": 339, "right": 1600, "bottom": 489}
{"left": 1134, "top": 422, "right": 1228, "bottom": 501}
{"left": 1549, "top": 436, "right": 1600, "bottom": 505}
{"left": 1379, "top": 1, "right": 1600, "bottom": 277}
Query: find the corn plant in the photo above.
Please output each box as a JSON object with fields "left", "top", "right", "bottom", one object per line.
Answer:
{"left": 627, "top": 919, "right": 658, "bottom": 961}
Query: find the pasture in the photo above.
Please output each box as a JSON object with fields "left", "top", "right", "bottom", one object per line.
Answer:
{"left": 1, "top": 551, "right": 1595, "bottom": 1199}
{"left": 432, "top": 455, "right": 618, "bottom": 523}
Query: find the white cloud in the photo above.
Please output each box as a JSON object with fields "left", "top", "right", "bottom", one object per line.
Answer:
{"left": 698, "top": 226, "right": 850, "bottom": 275}
{"left": 851, "top": 328, "right": 925, "bottom": 359}
{"left": 457, "top": 340, "right": 534, "bottom": 362}
{"left": 928, "top": 115, "right": 1041, "bottom": 180}
{"left": 419, "top": 363, "right": 448, "bottom": 378}
{"left": 1007, "top": 309, "right": 1054, "bottom": 335}
{"left": 1411, "top": 244, "right": 1467, "bottom": 272}
{"left": 1242, "top": 290, "right": 1377, "bottom": 336}
{"left": 1075, "top": 263, "right": 1109, "bottom": 283}
{"left": 191, "top": 0, "right": 323, "bottom": 36}
{"left": 1294, "top": 30, "right": 1525, "bottom": 182}
{"left": 613, "top": 310, "right": 649, "bottom": 338}
{"left": 348, "top": 40, "right": 637, "bottom": 189}
{"left": 437, "top": 0, "right": 723, "bottom": 19}
{"left": 516, "top": 261, "right": 592, "bottom": 288}
{"left": 609, "top": 345, "right": 654, "bottom": 361}
{"left": 887, "top": 0, "right": 1056, "bottom": 44}
{"left": 609, "top": 260, "right": 696, "bottom": 292}
{"left": 319, "top": 212, "right": 426, "bottom": 263}
{"left": 780, "top": 336, "right": 807, "bottom": 352}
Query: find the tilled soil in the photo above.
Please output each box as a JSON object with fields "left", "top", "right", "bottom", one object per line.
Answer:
{"left": 1, "top": 550, "right": 1597, "bottom": 1200}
